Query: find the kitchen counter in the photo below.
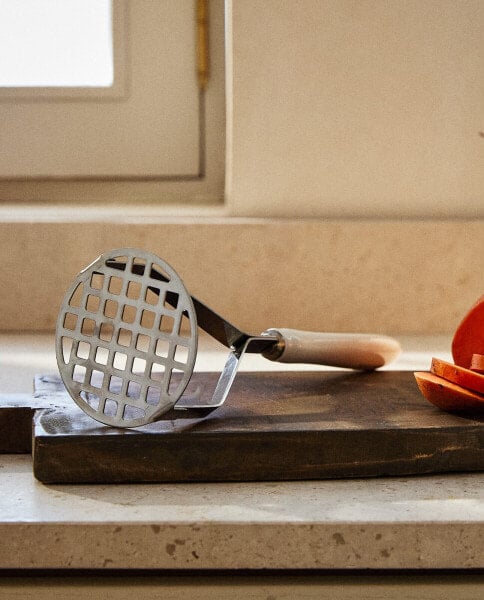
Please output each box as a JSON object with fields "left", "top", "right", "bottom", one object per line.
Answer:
{"left": 0, "top": 454, "right": 483, "bottom": 570}
{"left": 0, "top": 334, "right": 482, "bottom": 597}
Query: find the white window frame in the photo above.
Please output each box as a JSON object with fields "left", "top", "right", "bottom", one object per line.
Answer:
{"left": 0, "top": 0, "right": 225, "bottom": 206}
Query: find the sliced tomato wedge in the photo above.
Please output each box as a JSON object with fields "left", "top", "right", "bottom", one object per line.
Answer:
{"left": 470, "top": 353, "right": 484, "bottom": 374}
{"left": 430, "top": 357, "right": 484, "bottom": 395}
{"left": 414, "top": 371, "right": 484, "bottom": 411}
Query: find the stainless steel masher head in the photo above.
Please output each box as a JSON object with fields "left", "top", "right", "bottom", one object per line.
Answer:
{"left": 56, "top": 248, "right": 401, "bottom": 428}
{"left": 56, "top": 249, "right": 200, "bottom": 427}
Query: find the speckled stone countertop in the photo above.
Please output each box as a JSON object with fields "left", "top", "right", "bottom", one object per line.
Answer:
{"left": 0, "top": 334, "right": 482, "bottom": 570}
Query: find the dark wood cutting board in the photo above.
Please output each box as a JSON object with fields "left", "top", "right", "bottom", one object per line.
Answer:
{"left": 28, "top": 371, "right": 484, "bottom": 483}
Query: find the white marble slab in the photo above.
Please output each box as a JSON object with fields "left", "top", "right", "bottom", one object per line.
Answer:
{"left": 0, "top": 454, "right": 482, "bottom": 569}
{"left": 0, "top": 334, "right": 482, "bottom": 569}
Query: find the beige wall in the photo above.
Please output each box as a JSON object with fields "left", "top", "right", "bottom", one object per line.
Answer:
{"left": 0, "top": 1, "right": 483, "bottom": 335}
{"left": 226, "top": 0, "right": 484, "bottom": 217}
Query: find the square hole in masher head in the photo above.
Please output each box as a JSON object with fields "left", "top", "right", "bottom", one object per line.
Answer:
{"left": 146, "top": 385, "right": 162, "bottom": 406}
{"left": 90, "top": 272, "right": 104, "bottom": 290}
{"left": 140, "top": 309, "right": 156, "bottom": 329}
{"left": 155, "top": 338, "right": 170, "bottom": 358}
{"left": 103, "top": 398, "right": 118, "bottom": 417}
{"left": 136, "top": 333, "right": 151, "bottom": 353}
{"left": 73, "top": 364, "right": 86, "bottom": 383}
{"left": 164, "top": 291, "right": 179, "bottom": 310}
{"left": 77, "top": 340, "right": 91, "bottom": 360}
{"left": 99, "top": 322, "right": 114, "bottom": 342}
{"left": 127, "top": 380, "right": 141, "bottom": 400}
{"left": 108, "top": 375, "right": 123, "bottom": 394}
{"left": 150, "top": 262, "right": 170, "bottom": 282}
{"left": 80, "top": 390, "right": 100, "bottom": 411}
{"left": 121, "top": 304, "right": 137, "bottom": 324}
{"left": 132, "top": 357, "right": 147, "bottom": 374}
{"left": 108, "top": 276, "right": 123, "bottom": 295}
{"left": 117, "top": 327, "right": 132, "bottom": 347}
{"left": 131, "top": 257, "right": 146, "bottom": 276}
{"left": 63, "top": 312, "right": 78, "bottom": 331}
{"left": 81, "top": 317, "right": 96, "bottom": 336}
{"left": 123, "top": 405, "right": 146, "bottom": 421}
{"left": 85, "top": 294, "right": 100, "bottom": 313}
{"left": 174, "top": 344, "right": 189, "bottom": 364}
{"left": 95, "top": 346, "right": 109, "bottom": 366}
{"left": 61, "top": 336, "right": 74, "bottom": 364}
{"left": 127, "top": 280, "right": 141, "bottom": 300}
{"left": 113, "top": 351, "right": 127, "bottom": 370}
{"left": 104, "top": 299, "right": 118, "bottom": 319}
{"left": 158, "top": 314, "right": 175, "bottom": 335}
{"left": 69, "top": 282, "right": 83, "bottom": 308}
{"left": 145, "top": 285, "right": 160, "bottom": 306}
{"left": 90, "top": 369, "right": 105, "bottom": 389}
{"left": 108, "top": 255, "right": 128, "bottom": 271}
{"left": 178, "top": 313, "right": 193, "bottom": 339}
{"left": 150, "top": 362, "right": 167, "bottom": 383}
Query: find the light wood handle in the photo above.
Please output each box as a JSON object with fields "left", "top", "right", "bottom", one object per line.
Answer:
{"left": 262, "top": 329, "right": 401, "bottom": 370}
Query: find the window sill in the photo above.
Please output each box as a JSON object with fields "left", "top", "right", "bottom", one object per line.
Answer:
{"left": 0, "top": 202, "right": 228, "bottom": 223}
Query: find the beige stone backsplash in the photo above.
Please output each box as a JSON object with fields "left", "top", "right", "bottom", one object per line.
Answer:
{"left": 0, "top": 218, "right": 482, "bottom": 334}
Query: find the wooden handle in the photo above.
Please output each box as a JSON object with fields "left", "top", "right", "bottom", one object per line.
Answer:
{"left": 262, "top": 329, "right": 401, "bottom": 370}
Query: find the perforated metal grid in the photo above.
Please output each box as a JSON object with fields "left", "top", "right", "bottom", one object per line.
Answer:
{"left": 55, "top": 249, "right": 198, "bottom": 427}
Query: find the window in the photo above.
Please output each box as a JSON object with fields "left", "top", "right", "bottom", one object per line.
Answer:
{"left": 0, "top": 0, "right": 225, "bottom": 204}
{"left": 0, "top": 0, "right": 113, "bottom": 88}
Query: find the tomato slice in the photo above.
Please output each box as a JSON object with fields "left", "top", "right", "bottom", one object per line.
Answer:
{"left": 470, "top": 353, "right": 484, "bottom": 374}
{"left": 414, "top": 371, "right": 484, "bottom": 411}
{"left": 430, "top": 357, "right": 484, "bottom": 395}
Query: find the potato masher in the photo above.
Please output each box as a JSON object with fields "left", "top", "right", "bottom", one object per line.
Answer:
{"left": 56, "top": 248, "right": 401, "bottom": 428}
